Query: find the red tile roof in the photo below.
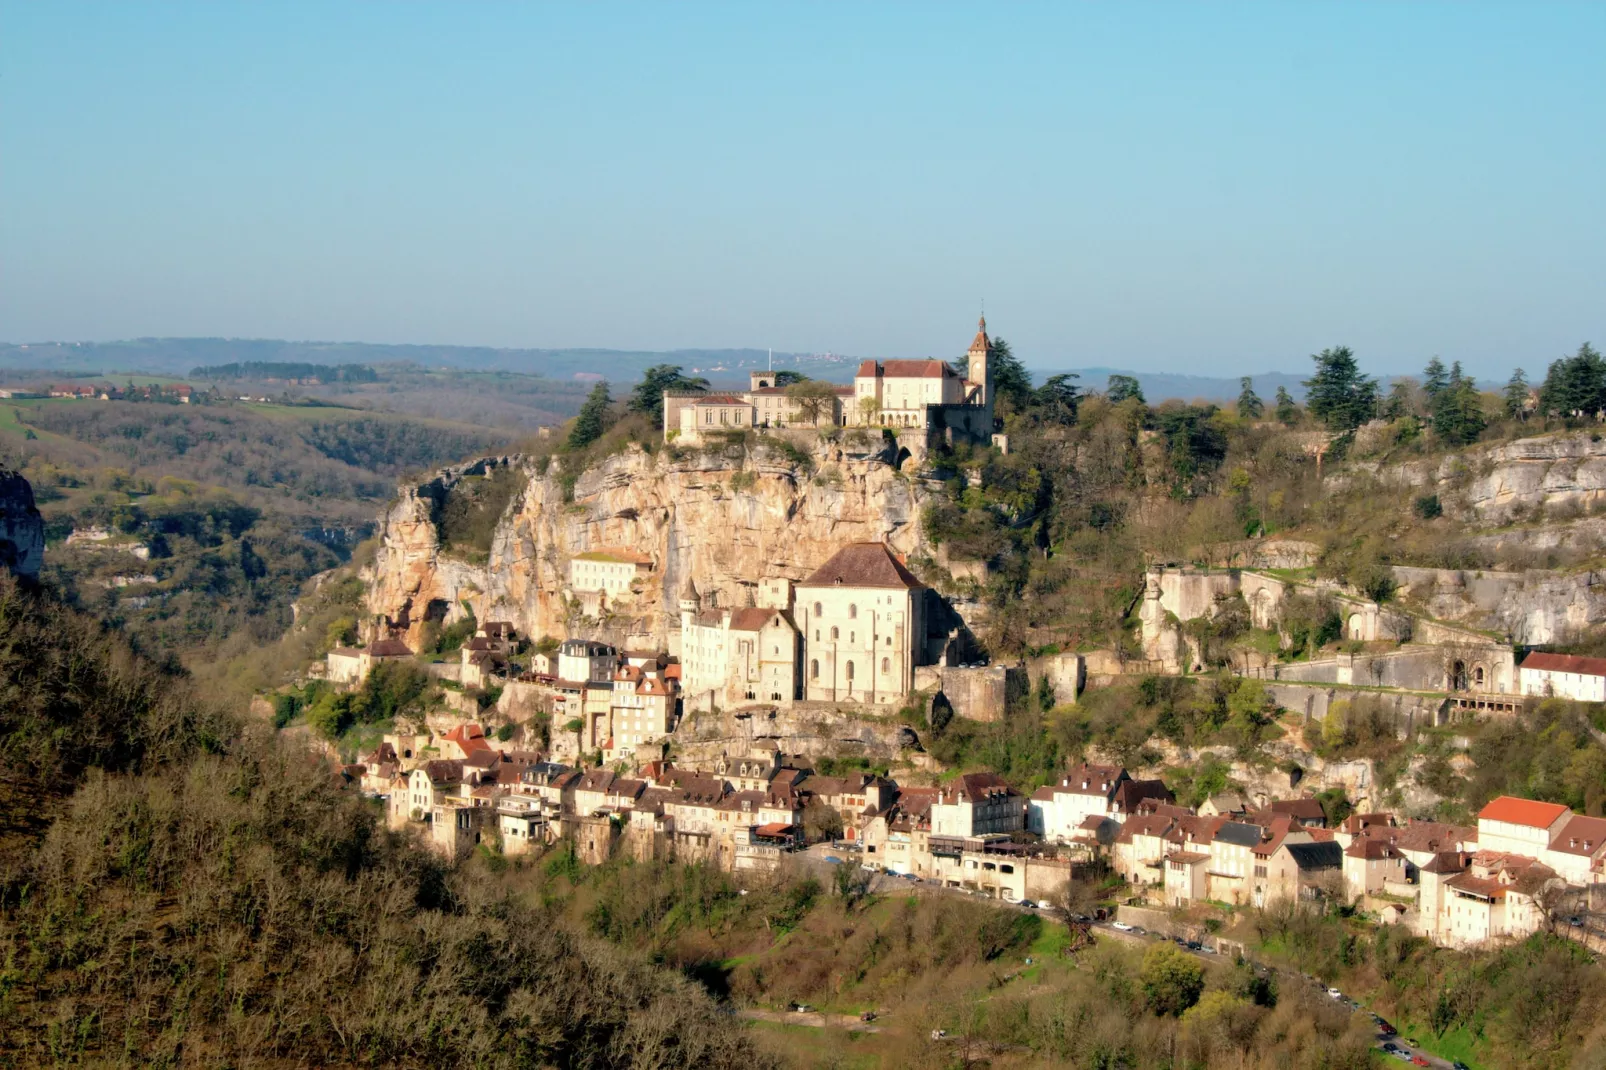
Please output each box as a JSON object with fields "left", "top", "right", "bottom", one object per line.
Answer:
{"left": 855, "top": 359, "right": 957, "bottom": 379}
{"left": 1520, "top": 651, "right": 1606, "bottom": 676}
{"left": 1478, "top": 795, "right": 1570, "bottom": 829}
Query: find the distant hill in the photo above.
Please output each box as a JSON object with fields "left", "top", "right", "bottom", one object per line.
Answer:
{"left": 190, "top": 360, "right": 379, "bottom": 383}
{"left": 0, "top": 337, "right": 1321, "bottom": 403}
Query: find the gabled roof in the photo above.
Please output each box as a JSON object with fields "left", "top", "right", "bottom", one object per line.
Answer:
{"left": 1284, "top": 841, "right": 1343, "bottom": 871}
{"left": 1478, "top": 796, "right": 1570, "bottom": 829}
{"left": 727, "top": 607, "right": 793, "bottom": 632}
{"left": 938, "top": 771, "right": 1018, "bottom": 805}
{"left": 855, "top": 359, "right": 957, "bottom": 380}
{"left": 1520, "top": 651, "right": 1606, "bottom": 677}
{"left": 1549, "top": 814, "right": 1606, "bottom": 856}
{"left": 1113, "top": 779, "right": 1172, "bottom": 813}
{"left": 366, "top": 638, "right": 414, "bottom": 658}
{"left": 1269, "top": 798, "right": 1327, "bottom": 822}
{"left": 420, "top": 759, "right": 465, "bottom": 785}
{"left": 1214, "top": 821, "right": 1266, "bottom": 849}
{"left": 1058, "top": 763, "right": 1125, "bottom": 797}
{"left": 800, "top": 543, "right": 923, "bottom": 590}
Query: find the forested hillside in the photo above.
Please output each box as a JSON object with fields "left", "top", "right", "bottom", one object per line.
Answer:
{"left": 0, "top": 398, "right": 514, "bottom": 659}
{"left": 0, "top": 573, "right": 762, "bottom": 1068}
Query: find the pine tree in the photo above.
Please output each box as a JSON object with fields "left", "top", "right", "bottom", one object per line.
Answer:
{"left": 1274, "top": 386, "right": 1299, "bottom": 425}
{"left": 1503, "top": 368, "right": 1529, "bottom": 421}
{"left": 1381, "top": 379, "right": 1417, "bottom": 421}
{"left": 1538, "top": 343, "right": 1606, "bottom": 422}
{"left": 1303, "top": 346, "right": 1378, "bottom": 431}
{"left": 988, "top": 338, "right": 1033, "bottom": 413}
{"left": 1422, "top": 357, "right": 1449, "bottom": 408}
{"left": 629, "top": 365, "right": 708, "bottom": 423}
{"left": 567, "top": 381, "right": 613, "bottom": 449}
{"left": 1432, "top": 363, "right": 1486, "bottom": 446}
{"left": 1236, "top": 377, "right": 1264, "bottom": 420}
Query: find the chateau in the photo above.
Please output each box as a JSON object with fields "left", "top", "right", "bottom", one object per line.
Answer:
{"left": 663, "top": 317, "right": 998, "bottom": 448}
{"left": 678, "top": 542, "right": 936, "bottom": 711}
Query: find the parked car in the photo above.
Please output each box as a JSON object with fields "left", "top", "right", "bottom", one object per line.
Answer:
{"left": 1018, "top": 899, "right": 1038, "bottom": 909}
{"left": 1111, "top": 922, "right": 1134, "bottom": 932}
{"left": 1326, "top": 987, "right": 1344, "bottom": 1000}
{"left": 859, "top": 1011, "right": 876, "bottom": 1022}
{"left": 1376, "top": 1019, "right": 1398, "bottom": 1036}
{"left": 1390, "top": 1052, "right": 1411, "bottom": 1063}
{"left": 1411, "top": 1057, "right": 1430, "bottom": 1067}
{"left": 1381, "top": 1043, "right": 1400, "bottom": 1055}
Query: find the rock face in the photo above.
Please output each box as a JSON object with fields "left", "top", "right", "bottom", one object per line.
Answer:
{"left": 1373, "top": 431, "right": 1606, "bottom": 523}
{"left": 0, "top": 470, "right": 44, "bottom": 578}
{"left": 367, "top": 437, "right": 935, "bottom": 650}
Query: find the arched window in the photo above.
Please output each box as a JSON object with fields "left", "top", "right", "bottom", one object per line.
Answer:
{"left": 846, "top": 661, "right": 855, "bottom": 682}
{"left": 831, "top": 626, "right": 839, "bottom": 640}
{"left": 849, "top": 604, "right": 857, "bottom": 619}
{"left": 810, "top": 659, "right": 819, "bottom": 679}
{"left": 813, "top": 602, "right": 822, "bottom": 617}
{"left": 850, "top": 632, "right": 855, "bottom": 643}
{"left": 881, "top": 657, "right": 890, "bottom": 674}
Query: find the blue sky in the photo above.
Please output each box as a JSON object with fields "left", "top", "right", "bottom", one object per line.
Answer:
{"left": 1, "top": 3, "right": 1602, "bottom": 378}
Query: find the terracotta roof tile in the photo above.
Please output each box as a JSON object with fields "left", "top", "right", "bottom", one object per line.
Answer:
{"left": 1521, "top": 652, "right": 1606, "bottom": 677}
{"left": 1478, "top": 796, "right": 1570, "bottom": 829}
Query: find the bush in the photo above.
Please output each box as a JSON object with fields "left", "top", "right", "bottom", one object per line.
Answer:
{"left": 1414, "top": 493, "right": 1443, "bottom": 519}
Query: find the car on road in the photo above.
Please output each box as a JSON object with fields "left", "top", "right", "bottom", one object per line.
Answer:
{"left": 824, "top": 857, "right": 843, "bottom": 865}
{"left": 1374, "top": 1018, "right": 1397, "bottom": 1036}
{"left": 1389, "top": 1051, "right": 1411, "bottom": 1063}
{"left": 1018, "top": 899, "right": 1037, "bottom": 909}
{"left": 1111, "top": 921, "right": 1134, "bottom": 932}
{"left": 1326, "top": 987, "right": 1343, "bottom": 1000}
{"left": 1451, "top": 1062, "right": 1470, "bottom": 1070}
{"left": 1410, "top": 1056, "right": 1430, "bottom": 1067}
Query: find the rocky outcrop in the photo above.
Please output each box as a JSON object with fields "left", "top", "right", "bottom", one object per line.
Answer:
{"left": 1393, "top": 565, "right": 1606, "bottom": 645}
{"left": 0, "top": 470, "right": 43, "bottom": 578}
{"left": 367, "top": 436, "right": 935, "bottom": 650}
{"left": 1370, "top": 431, "right": 1606, "bottom": 523}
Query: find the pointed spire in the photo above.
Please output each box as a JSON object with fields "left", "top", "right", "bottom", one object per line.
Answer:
{"left": 969, "top": 314, "right": 990, "bottom": 355}
{"left": 678, "top": 574, "right": 700, "bottom": 609}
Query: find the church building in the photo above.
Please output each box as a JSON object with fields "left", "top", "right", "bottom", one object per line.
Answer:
{"left": 796, "top": 542, "right": 930, "bottom": 705}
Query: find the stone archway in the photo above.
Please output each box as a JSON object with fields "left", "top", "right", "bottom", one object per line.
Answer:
{"left": 1450, "top": 660, "right": 1468, "bottom": 692}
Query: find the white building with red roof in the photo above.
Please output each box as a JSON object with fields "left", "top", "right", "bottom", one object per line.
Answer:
{"left": 1519, "top": 651, "right": 1606, "bottom": 702}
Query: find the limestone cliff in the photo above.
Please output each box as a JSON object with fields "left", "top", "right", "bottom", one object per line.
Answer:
{"left": 1371, "top": 430, "right": 1606, "bottom": 523}
{"left": 367, "top": 437, "right": 934, "bottom": 650}
{"left": 0, "top": 469, "right": 44, "bottom": 578}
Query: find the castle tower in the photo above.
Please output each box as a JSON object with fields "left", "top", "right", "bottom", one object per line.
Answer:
{"left": 967, "top": 315, "right": 991, "bottom": 407}
{"left": 678, "top": 576, "right": 701, "bottom": 632}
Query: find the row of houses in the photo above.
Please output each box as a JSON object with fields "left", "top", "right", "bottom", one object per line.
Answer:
{"left": 45, "top": 382, "right": 194, "bottom": 402}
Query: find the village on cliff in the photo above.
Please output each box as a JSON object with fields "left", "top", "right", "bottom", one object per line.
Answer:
{"left": 316, "top": 323, "right": 1606, "bottom": 955}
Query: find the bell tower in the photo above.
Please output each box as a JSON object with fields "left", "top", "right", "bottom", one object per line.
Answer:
{"left": 967, "top": 315, "right": 991, "bottom": 406}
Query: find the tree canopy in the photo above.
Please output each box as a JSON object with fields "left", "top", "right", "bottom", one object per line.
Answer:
{"left": 1236, "top": 377, "right": 1263, "bottom": 420}
{"left": 1539, "top": 343, "right": 1606, "bottom": 421}
{"left": 1303, "top": 346, "right": 1377, "bottom": 431}
{"left": 567, "top": 381, "right": 614, "bottom": 449}
{"left": 785, "top": 379, "right": 838, "bottom": 426}
{"left": 988, "top": 337, "right": 1034, "bottom": 413}
{"left": 629, "top": 365, "right": 709, "bottom": 423}
{"left": 1107, "top": 374, "right": 1145, "bottom": 404}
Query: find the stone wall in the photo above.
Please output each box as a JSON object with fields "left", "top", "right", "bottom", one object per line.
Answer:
{"left": 911, "top": 664, "right": 1026, "bottom": 723}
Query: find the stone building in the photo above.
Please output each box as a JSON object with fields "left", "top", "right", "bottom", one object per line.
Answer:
{"left": 661, "top": 319, "right": 997, "bottom": 448}
{"left": 678, "top": 578, "right": 801, "bottom": 710}
{"left": 797, "top": 542, "right": 929, "bottom": 705}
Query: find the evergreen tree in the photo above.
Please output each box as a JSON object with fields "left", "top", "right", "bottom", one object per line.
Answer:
{"left": 1503, "top": 368, "right": 1529, "bottom": 421}
{"left": 567, "top": 381, "right": 613, "bottom": 449}
{"left": 1432, "top": 362, "right": 1486, "bottom": 446}
{"left": 1107, "top": 374, "right": 1145, "bottom": 404}
{"left": 1236, "top": 377, "right": 1264, "bottom": 420}
{"left": 1302, "top": 346, "right": 1378, "bottom": 431}
{"left": 1274, "top": 386, "right": 1299, "bottom": 425}
{"left": 988, "top": 337, "right": 1033, "bottom": 413}
{"left": 1033, "top": 373, "right": 1081, "bottom": 425}
{"left": 1539, "top": 343, "right": 1606, "bottom": 422}
{"left": 629, "top": 365, "right": 708, "bottom": 423}
{"left": 1422, "top": 357, "right": 1449, "bottom": 408}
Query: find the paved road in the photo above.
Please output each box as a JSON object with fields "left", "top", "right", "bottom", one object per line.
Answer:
{"left": 1089, "top": 919, "right": 1458, "bottom": 1069}
{"left": 741, "top": 1007, "right": 882, "bottom": 1032}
